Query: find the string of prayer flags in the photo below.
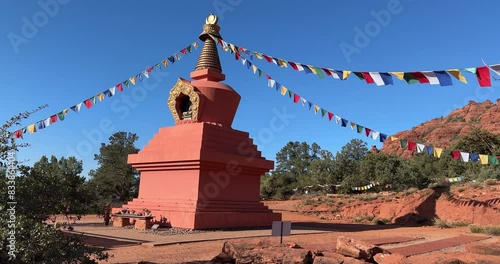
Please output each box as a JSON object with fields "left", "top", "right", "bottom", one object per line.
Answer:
{"left": 218, "top": 38, "right": 498, "bottom": 87}
{"left": 444, "top": 176, "right": 462, "bottom": 183}
{"left": 214, "top": 37, "right": 389, "bottom": 145}
{"left": 12, "top": 41, "right": 199, "bottom": 139}
{"left": 398, "top": 138, "right": 500, "bottom": 165}
{"left": 352, "top": 182, "right": 380, "bottom": 191}
{"left": 214, "top": 36, "right": 500, "bottom": 167}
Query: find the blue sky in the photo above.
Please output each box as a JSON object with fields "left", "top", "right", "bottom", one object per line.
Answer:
{"left": 1, "top": 0, "right": 500, "bottom": 176}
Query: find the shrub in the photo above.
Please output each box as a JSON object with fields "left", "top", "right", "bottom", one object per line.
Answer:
{"left": 484, "top": 179, "right": 497, "bottom": 186}
{"left": 404, "top": 187, "right": 418, "bottom": 195}
{"left": 372, "top": 218, "right": 391, "bottom": 225}
{"left": 469, "top": 182, "right": 483, "bottom": 189}
{"left": 470, "top": 225, "right": 500, "bottom": 236}
{"left": 433, "top": 217, "right": 451, "bottom": 228}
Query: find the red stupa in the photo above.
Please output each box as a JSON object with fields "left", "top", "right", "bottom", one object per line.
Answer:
{"left": 118, "top": 14, "right": 281, "bottom": 229}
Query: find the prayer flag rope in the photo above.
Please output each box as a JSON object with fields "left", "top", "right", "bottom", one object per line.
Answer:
{"left": 213, "top": 36, "right": 500, "bottom": 166}
{"left": 12, "top": 41, "right": 199, "bottom": 138}
{"left": 217, "top": 38, "right": 499, "bottom": 87}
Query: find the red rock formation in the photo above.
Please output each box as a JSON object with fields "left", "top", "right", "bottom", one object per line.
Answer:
{"left": 381, "top": 99, "right": 500, "bottom": 158}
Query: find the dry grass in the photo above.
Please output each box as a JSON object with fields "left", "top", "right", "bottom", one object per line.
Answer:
{"left": 470, "top": 225, "right": 500, "bottom": 236}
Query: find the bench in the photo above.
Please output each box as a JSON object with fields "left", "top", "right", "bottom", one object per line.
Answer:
{"left": 111, "top": 214, "right": 154, "bottom": 230}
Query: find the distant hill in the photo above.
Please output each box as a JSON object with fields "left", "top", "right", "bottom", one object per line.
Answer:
{"left": 381, "top": 99, "right": 500, "bottom": 157}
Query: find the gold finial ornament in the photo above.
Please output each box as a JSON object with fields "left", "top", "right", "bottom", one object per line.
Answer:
{"left": 194, "top": 14, "right": 223, "bottom": 72}
{"left": 206, "top": 14, "right": 218, "bottom": 25}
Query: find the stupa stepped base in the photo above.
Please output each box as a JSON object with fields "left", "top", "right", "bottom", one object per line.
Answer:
{"left": 114, "top": 198, "right": 281, "bottom": 229}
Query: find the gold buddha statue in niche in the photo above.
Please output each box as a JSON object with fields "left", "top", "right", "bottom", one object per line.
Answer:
{"left": 180, "top": 96, "right": 192, "bottom": 120}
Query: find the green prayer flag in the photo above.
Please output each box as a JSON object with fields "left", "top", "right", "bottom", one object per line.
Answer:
{"left": 123, "top": 80, "right": 130, "bottom": 87}
{"left": 57, "top": 111, "right": 65, "bottom": 121}
{"left": 314, "top": 67, "right": 325, "bottom": 78}
{"left": 321, "top": 109, "right": 327, "bottom": 117}
{"left": 353, "top": 72, "right": 364, "bottom": 80}
{"left": 91, "top": 97, "right": 96, "bottom": 105}
{"left": 403, "top": 73, "right": 419, "bottom": 84}
{"left": 187, "top": 45, "right": 192, "bottom": 53}
{"left": 288, "top": 90, "right": 293, "bottom": 98}
{"left": 258, "top": 69, "right": 262, "bottom": 77}
{"left": 444, "top": 150, "right": 451, "bottom": 156}
{"left": 400, "top": 140, "right": 408, "bottom": 149}
{"left": 356, "top": 124, "right": 364, "bottom": 133}
{"left": 155, "top": 63, "right": 161, "bottom": 69}
{"left": 489, "top": 155, "right": 499, "bottom": 165}
{"left": 22, "top": 127, "right": 27, "bottom": 133}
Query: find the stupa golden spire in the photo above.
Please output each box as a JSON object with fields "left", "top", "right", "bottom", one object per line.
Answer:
{"left": 194, "top": 14, "right": 223, "bottom": 72}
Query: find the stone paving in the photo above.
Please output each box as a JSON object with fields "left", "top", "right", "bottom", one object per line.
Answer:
{"left": 71, "top": 224, "right": 333, "bottom": 247}
{"left": 388, "top": 235, "right": 490, "bottom": 256}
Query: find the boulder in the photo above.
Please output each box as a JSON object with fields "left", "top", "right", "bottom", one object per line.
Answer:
{"left": 336, "top": 236, "right": 385, "bottom": 261}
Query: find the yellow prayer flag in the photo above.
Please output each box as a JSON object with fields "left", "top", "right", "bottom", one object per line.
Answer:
{"left": 342, "top": 70, "right": 351, "bottom": 80}
{"left": 252, "top": 65, "right": 258, "bottom": 74}
{"left": 447, "top": 69, "right": 467, "bottom": 84}
{"left": 390, "top": 72, "right": 405, "bottom": 80}
{"left": 278, "top": 59, "right": 287, "bottom": 67}
{"left": 129, "top": 77, "right": 136, "bottom": 85}
{"left": 314, "top": 105, "right": 320, "bottom": 114}
{"left": 27, "top": 124, "right": 36, "bottom": 134}
{"left": 280, "top": 86, "right": 287, "bottom": 95}
{"left": 97, "top": 93, "right": 104, "bottom": 101}
{"left": 63, "top": 109, "right": 68, "bottom": 114}
{"left": 229, "top": 44, "right": 236, "bottom": 53}
{"left": 254, "top": 52, "right": 263, "bottom": 59}
{"left": 479, "top": 154, "right": 489, "bottom": 164}
{"left": 193, "top": 42, "right": 198, "bottom": 49}
{"left": 433, "top": 148, "right": 443, "bottom": 158}
{"left": 307, "top": 65, "right": 317, "bottom": 75}
{"left": 162, "top": 59, "right": 168, "bottom": 68}
{"left": 390, "top": 136, "right": 399, "bottom": 141}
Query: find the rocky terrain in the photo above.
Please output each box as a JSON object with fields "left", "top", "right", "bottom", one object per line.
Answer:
{"left": 381, "top": 99, "right": 500, "bottom": 158}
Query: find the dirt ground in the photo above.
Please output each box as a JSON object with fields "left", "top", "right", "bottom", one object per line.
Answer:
{"left": 71, "top": 194, "right": 499, "bottom": 263}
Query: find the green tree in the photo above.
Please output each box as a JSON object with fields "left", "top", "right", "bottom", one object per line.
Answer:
{"left": 451, "top": 128, "right": 500, "bottom": 155}
{"left": 0, "top": 107, "right": 108, "bottom": 263}
{"left": 15, "top": 155, "right": 96, "bottom": 222}
{"left": 274, "top": 141, "right": 322, "bottom": 188}
{"left": 308, "top": 149, "right": 336, "bottom": 186}
{"left": 88, "top": 131, "right": 140, "bottom": 209}
{"left": 0, "top": 105, "right": 46, "bottom": 160}
{"left": 333, "top": 139, "right": 368, "bottom": 185}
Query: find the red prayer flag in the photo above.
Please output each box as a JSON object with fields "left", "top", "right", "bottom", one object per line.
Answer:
{"left": 450, "top": 151, "right": 461, "bottom": 160}
{"left": 327, "top": 112, "right": 334, "bottom": 121}
{"left": 411, "top": 72, "right": 430, "bottom": 83}
{"left": 365, "top": 128, "right": 372, "bottom": 137}
{"left": 476, "top": 66, "right": 491, "bottom": 87}
{"left": 407, "top": 141, "right": 417, "bottom": 151}
{"left": 262, "top": 54, "right": 273, "bottom": 63}
{"left": 288, "top": 62, "right": 299, "bottom": 70}
{"left": 14, "top": 130, "right": 23, "bottom": 139}
{"left": 235, "top": 52, "right": 240, "bottom": 60}
{"left": 293, "top": 94, "right": 300, "bottom": 103}
{"left": 50, "top": 115, "right": 58, "bottom": 123}
{"left": 180, "top": 48, "right": 187, "bottom": 54}
{"left": 146, "top": 67, "right": 153, "bottom": 73}
{"left": 361, "top": 72, "right": 375, "bottom": 84}
{"left": 322, "top": 68, "right": 332, "bottom": 76}
{"left": 116, "top": 83, "right": 123, "bottom": 91}
{"left": 84, "top": 99, "right": 93, "bottom": 109}
{"left": 265, "top": 74, "right": 271, "bottom": 80}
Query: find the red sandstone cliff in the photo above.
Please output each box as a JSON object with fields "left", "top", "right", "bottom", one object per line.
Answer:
{"left": 381, "top": 99, "right": 500, "bottom": 158}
